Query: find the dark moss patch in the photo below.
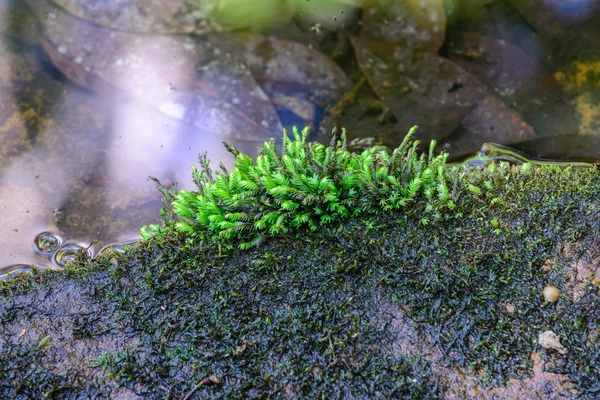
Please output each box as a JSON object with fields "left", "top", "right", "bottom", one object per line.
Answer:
{"left": 1, "top": 164, "right": 600, "bottom": 398}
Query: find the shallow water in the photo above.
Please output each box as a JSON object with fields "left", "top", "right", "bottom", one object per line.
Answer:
{"left": 0, "top": 1, "right": 259, "bottom": 274}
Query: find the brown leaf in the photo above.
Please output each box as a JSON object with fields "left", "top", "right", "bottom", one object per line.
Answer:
{"left": 447, "top": 33, "right": 577, "bottom": 136}
{"left": 361, "top": 0, "right": 446, "bottom": 52}
{"left": 227, "top": 33, "right": 353, "bottom": 108}
{"left": 442, "top": 95, "right": 536, "bottom": 158}
{"left": 319, "top": 95, "right": 395, "bottom": 149}
{"left": 186, "top": 62, "right": 284, "bottom": 139}
{"left": 350, "top": 36, "right": 536, "bottom": 154}
{"left": 350, "top": 37, "right": 477, "bottom": 144}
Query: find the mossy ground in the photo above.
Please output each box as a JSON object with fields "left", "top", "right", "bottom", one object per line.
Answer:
{"left": 1, "top": 163, "right": 599, "bottom": 398}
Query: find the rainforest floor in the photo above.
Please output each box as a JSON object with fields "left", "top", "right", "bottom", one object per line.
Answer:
{"left": 1, "top": 165, "right": 600, "bottom": 399}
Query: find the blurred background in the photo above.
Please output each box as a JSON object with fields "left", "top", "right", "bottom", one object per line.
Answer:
{"left": 1, "top": 0, "right": 599, "bottom": 275}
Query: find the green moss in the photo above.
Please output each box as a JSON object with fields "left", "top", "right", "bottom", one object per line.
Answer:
{"left": 143, "top": 125, "right": 456, "bottom": 249}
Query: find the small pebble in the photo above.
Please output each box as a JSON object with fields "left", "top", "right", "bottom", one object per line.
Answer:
{"left": 538, "top": 330, "right": 567, "bottom": 354}
{"left": 541, "top": 259, "right": 554, "bottom": 273}
{"left": 543, "top": 285, "right": 560, "bottom": 302}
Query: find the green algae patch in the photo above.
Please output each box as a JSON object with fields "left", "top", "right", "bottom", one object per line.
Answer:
{"left": 2, "top": 130, "right": 600, "bottom": 398}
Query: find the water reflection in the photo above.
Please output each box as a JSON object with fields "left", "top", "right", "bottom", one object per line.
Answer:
{"left": 50, "top": 242, "right": 92, "bottom": 268}
{"left": 0, "top": 1, "right": 248, "bottom": 271}
{"left": 33, "top": 231, "right": 62, "bottom": 255}
{"left": 96, "top": 239, "right": 139, "bottom": 257}
{"left": 0, "top": 264, "right": 38, "bottom": 281}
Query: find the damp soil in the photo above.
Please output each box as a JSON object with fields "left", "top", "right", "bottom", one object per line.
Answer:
{"left": 1, "top": 165, "right": 599, "bottom": 398}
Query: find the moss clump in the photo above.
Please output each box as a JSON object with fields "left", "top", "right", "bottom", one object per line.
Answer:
{"left": 142, "top": 126, "right": 457, "bottom": 249}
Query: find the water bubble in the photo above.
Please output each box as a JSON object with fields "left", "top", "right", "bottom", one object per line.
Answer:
{"left": 34, "top": 231, "right": 63, "bottom": 256}
{"left": 51, "top": 242, "right": 91, "bottom": 268}
{"left": 0, "top": 264, "right": 36, "bottom": 281}
{"left": 96, "top": 239, "right": 138, "bottom": 257}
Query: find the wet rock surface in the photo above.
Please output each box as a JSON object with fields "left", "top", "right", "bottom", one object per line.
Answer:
{"left": 1, "top": 166, "right": 599, "bottom": 398}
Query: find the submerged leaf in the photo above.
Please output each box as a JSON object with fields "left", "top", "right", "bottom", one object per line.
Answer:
{"left": 349, "top": 37, "right": 473, "bottom": 143}
{"left": 361, "top": 0, "right": 446, "bottom": 52}
{"left": 447, "top": 33, "right": 577, "bottom": 136}
{"left": 350, "top": 37, "right": 536, "bottom": 155}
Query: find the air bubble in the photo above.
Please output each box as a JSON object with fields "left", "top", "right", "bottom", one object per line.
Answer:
{"left": 0, "top": 264, "right": 36, "bottom": 281}
{"left": 481, "top": 143, "right": 493, "bottom": 156}
{"left": 51, "top": 242, "right": 91, "bottom": 268}
{"left": 96, "top": 240, "right": 138, "bottom": 257}
{"left": 34, "top": 231, "right": 63, "bottom": 256}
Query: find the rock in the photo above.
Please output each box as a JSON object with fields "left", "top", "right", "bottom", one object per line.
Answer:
{"left": 543, "top": 285, "right": 560, "bottom": 302}
{"left": 538, "top": 330, "right": 568, "bottom": 355}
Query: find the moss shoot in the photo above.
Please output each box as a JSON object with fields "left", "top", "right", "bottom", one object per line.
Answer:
{"left": 143, "top": 125, "right": 457, "bottom": 249}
